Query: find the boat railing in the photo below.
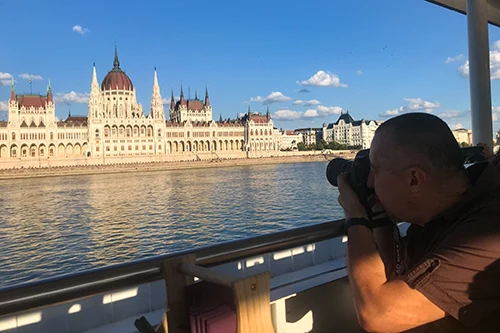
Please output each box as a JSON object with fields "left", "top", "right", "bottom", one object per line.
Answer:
{"left": 0, "top": 218, "right": 347, "bottom": 318}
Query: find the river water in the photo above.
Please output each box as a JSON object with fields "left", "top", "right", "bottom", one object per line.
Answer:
{"left": 0, "top": 161, "right": 343, "bottom": 287}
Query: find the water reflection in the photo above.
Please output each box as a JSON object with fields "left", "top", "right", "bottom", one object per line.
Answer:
{"left": 0, "top": 161, "right": 342, "bottom": 287}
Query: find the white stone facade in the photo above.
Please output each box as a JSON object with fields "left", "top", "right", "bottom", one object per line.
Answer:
{"left": 280, "top": 130, "right": 302, "bottom": 150}
{"left": 322, "top": 112, "right": 378, "bottom": 149}
{"left": 0, "top": 49, "right": 281, "bottom": 167}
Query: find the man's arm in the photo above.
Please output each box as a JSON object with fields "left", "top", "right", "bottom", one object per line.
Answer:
{"left": 373, "top": 223, "right": 399, "bottom": 280}
{"left": 337, "top": 174, "right": 445, "bottom": 332}
{"left": 347, "top": 225, "right": 446, "bottom": 332}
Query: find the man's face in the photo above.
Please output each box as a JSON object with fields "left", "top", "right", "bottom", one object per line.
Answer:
{"left": 367, "top": 137, "right": 414, "bottom": 221}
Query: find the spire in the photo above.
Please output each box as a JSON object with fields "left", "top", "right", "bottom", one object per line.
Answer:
{"left": 170, "top": 89, "right": 175, "bottom": 110}
{"left": 150, "top": 68, "right": 164, "bottom": 119}
{"left": 266, "top": 105, "right": 270, "bottom": 120}
{"left": 113, "top": 45, "right": 120, "bottom": 68}
{"left": 247, "top": 104, "right": 251, "bottom": 117}
{"left": 10, "top": 78, "right": 15, "bottom": 101}
{"left": 219, "top": 113, "right": 223, "bottom": 122}
{"left": 180, "top": 85, "right": 186, "bottom": 105}
{"left": 153, "top": 67, "right": 159, "bottom": 88}
{"left": 195, "top": 90, "right": 198, "bottom": 100}
{"left": 47, "top": 78, "right": 53, "bottom": 103}
{"left": 205, "top": 86, "right": 210, "bottom": 107}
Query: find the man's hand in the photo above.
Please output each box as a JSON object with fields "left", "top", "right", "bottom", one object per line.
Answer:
{"left": 477, "top": 142, "right": 494, "bottom": 159}
{"left": 337, "top": 173, "right": 368, "bottom": 220}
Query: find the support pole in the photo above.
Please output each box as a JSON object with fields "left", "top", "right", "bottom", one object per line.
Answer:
{"left": 466, "top": 0, "right": 493, "bottom": 145}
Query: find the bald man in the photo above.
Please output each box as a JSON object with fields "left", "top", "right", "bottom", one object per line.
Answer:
{"left": 338, "top": 113, "right": 500, "bottom": 332}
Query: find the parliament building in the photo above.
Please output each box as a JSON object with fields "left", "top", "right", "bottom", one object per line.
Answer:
{"left": 2, "top": 49, "right": 281, "bottom": 167}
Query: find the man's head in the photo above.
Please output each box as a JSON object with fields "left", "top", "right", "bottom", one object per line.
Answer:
{"left": 368, "top": 113, "right": 468, "bottom": 224}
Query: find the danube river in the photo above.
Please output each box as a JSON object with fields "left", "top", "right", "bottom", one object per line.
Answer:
{"left": 0, "top": 161, "right": 343, "bottom": 287}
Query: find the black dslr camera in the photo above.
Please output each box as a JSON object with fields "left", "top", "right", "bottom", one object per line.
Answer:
{"left": 326, "top": 146, "right": 487, "bottom": 217}
{"left": 326, "top": 149, "right": 374, "bottom": 217}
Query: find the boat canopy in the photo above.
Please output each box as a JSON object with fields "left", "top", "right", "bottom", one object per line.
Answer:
{"left": 427, "top": 0, "right": 499, "bottom": 146}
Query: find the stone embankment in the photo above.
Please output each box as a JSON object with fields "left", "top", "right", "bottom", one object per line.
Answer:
{"left": 0, "top": 152, "right": 358, "bottom": 180}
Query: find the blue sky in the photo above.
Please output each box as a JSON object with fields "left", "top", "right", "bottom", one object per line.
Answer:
{"left": 1, "top": 0, "right": 500, "bottom": 133}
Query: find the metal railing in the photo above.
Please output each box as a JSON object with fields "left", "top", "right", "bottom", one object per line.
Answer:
{"left": 0, "top": 219, "right": 346, "bottom": 317}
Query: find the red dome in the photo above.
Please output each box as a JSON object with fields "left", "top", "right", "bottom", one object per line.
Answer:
{"left": 101, "top": 70, "right": 133, "bottom": 91}
{"left": 100, "top": 47, "right": 134, "bottom": 91}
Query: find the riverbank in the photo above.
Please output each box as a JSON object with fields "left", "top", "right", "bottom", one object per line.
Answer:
{"left": 0, "top": 153, "right": 355, "bottom": 180}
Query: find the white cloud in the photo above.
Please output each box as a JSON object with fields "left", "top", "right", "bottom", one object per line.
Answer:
{"left": 250, "top": 91, "right": 291, "bottom": 105}
{"left": 298, "top": 70, "right": 347, "bottom": 87}
{"left": 380, "top": 98, "right": 441, "bottom": 117}
{"left": 445, "top": 54, "right": 465, "bottom": 64}
{"left": 72, "top": 25, "right": 90, "bottom": 35}
{"left": 492, "top": 106, "right": 500, "bottom": 121}
{"left": 273, "top": 105, "right": 343, "bottom": 120}
{"left": 0, "top": 101, "right": 8, "bottom": 111}
{"left": 297, "top": 88, "right": 310, "bottom": 93}
{"left": 292, "top": 99, "right": 321, "bottom": 107}
{"left": 316, "top": 105, "right": 343, "bottom": 116}
{"left": 450, "top": 123, "right": 464, "bottom": 130}
{"left": 161, "top": 96, "right": 180, "bottom": 104}
{"left": 273, "top": 109, "right": 303, "bottom": 120}
{"left": 456, "top": 40, "right": 500, "bottom": 79}
{"left": 438, "top": 111, "right": 467, "bottom": 120}
{"left": 54, "top": 91, "right": 90, "bottom": 104}
{"left": 355, "top": 70, "right": 363, "bottom": 75}
{"left": 0, "top": 72, "right": 12, "bottom": 86}
{"left": 19, "top": 73, "right": 43, "bottom": 81}
{"left": 458, "top": 61, "right": 469, "bottom": 77}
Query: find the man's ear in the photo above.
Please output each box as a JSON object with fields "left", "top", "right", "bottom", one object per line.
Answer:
{"left": 408, "top": 167, "right": 428, "bottom": 193}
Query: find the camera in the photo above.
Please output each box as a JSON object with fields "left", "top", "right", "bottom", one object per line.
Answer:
{"left": 326, "top": 146, "right": 488, "bottom": 216}
{"left": 326, "top": 149, "right": 374, "bottom": 217}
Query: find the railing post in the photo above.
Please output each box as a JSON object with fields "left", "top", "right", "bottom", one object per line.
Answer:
{"left": 466, "top": 0, "right": 493, "bottom": 146}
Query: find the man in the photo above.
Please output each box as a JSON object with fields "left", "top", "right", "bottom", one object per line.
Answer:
{"left": 337, "top": 113, "right": 500, "bottom": 332}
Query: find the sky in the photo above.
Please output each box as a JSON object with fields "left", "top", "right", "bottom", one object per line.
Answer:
{"left": 2, "top": 0, "right": 500, "bottom": 134}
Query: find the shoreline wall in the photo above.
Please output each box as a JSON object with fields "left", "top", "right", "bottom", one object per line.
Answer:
{"left": 0, "top": 150, "right": 357, "bottom": 180}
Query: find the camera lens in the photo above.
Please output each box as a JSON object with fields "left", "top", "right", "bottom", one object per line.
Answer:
{"left": 326, "top": 158, "right": 351, "bottom": 187}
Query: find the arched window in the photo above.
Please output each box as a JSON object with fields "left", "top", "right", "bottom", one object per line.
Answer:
{"left": 104, "top": 128, "right": 109, "bottom": 137}
{"left": 158, "top": 129, "right": 162, "bottom": 137}
{"left": 11, "top": 133, "right": 15, "bottom": 140}
{"left": 50, "top": 132, "right": 54, "bottom": 140}
{"left": 95, "top": 129, "right": 100, "bottom": 138}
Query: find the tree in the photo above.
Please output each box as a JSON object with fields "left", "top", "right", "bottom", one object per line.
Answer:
{"left": 460, "top": 142, "right": 470, "bottom": 148}
{"left": 297, "top": 142, "right": 306, "bottom": 151}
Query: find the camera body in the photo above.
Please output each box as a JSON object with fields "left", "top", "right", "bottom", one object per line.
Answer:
{"left": 326, "top": 149, "right": 374, "bottom": 217}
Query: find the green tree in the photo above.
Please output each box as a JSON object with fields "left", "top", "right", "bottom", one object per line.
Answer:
{"left": 297, "top": 142, "right": 306, "bottom": 151}
{"left": 460, "top": 142, "right": 470, "bottom": 148}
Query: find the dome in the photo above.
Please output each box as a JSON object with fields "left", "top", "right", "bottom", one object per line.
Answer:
{"left": 101, "top": 48, "right": 134, "bottom": 91}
